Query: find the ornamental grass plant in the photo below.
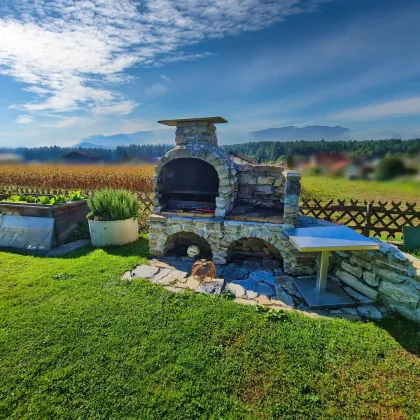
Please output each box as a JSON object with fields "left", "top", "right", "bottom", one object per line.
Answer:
{"left": 87, "top": 188, "right": 139, "bottom": 221}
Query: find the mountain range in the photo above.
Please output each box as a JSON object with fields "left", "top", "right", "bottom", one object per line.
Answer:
{"left": 74, "top": 125, "right": 403, "bottom": 149}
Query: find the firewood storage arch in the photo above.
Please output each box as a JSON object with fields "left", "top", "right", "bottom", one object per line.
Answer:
{"left": 163, "top": 231, "right": 213, "bottom": 259}
{"left": 227, "top": 237, "right": 283, "bottom": 268}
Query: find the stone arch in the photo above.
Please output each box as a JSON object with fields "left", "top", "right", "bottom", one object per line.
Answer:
{"left": 153, "top": 145, "right": 237, "bottom": 216}
{"left": 227, "top": 236, "right": 283, "bottom": 268}
{"left": 220, "top": 224, "right": 291, "bottom": 264}
{"left": 158, "top": 224, "right": 218, "bottom": 259}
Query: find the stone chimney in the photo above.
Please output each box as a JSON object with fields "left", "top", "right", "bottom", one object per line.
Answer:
{"left": 158, "top": 116, "right": 228, "bottom": 146}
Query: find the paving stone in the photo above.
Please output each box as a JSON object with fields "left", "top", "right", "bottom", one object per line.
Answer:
{"left": 177, "top": 276, "right": 201, "bottom": 290}
{"left": 151, "top": 268, "right": 173, "bottom": 284}
{"left": 149, "top": 259, "right": 173, "bottom": 268}
{"left": 131, "top": 265, "right": 159, "bottom": 279}
{"left": 249, "top": 270, "right": 276, "bottom": 286}
{"left": 235, "top": 268, "right": 249, "bottom": 280}
{"left": 155, "top": 269, "right": 189, "bottom": 286}
{"left": 273, "top": 284, "right": 294, "bottom": 307}
{"left": 223, "top": 264, "right": 240, "bottom": 278}
{"left": 343, "top": 286, "right": 375, "bottom": 304}
{"left": 196, "top": 279, "right": 224, "bottom": 295}
{"left": 256, "top": 282, "right": 275, "bottom": 297}
{"left": 357, "top": 305, "right": 383, "bottom": 321}
{"left": 256, "top": 295, "right": 272, "bottom": 305}
{"left": 246, "top": 290, "right": 258, "bottom": 299}
{"left": 216, "top": 265, "right": 225, "bottom": 277}
{"left": 121, "top": 271, "right": 132, "bottom": 281}
{"left": 225, "top": 282, "right": 247, "bottom": 298}
{"left": 341, "top": 307, "right": 358, "bottom": 316}
{"left": 329, "top": 309, "right": 343, "bottom": 314}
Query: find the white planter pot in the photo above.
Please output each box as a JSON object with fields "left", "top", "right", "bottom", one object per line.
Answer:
{"left": 88, "top": 218, "right": 139, "bottom": 247}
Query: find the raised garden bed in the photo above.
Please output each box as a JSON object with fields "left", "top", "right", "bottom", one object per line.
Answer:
{"left": 0, "top": 197, "right": 89, "bottom": 249}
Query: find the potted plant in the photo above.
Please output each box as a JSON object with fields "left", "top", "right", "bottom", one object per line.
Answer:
{"left": 87, "top": 188, "right": 140, "bottom": 247}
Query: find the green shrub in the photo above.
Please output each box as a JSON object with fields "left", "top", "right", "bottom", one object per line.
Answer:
{"left": 375, "top": 157, "right": 407, "bottom": 181}
{"left": 87, "top": 188, "right": 139, "bottom": 221}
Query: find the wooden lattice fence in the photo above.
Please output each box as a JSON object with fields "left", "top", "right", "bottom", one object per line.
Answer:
{"left": 299, "top": 199, "right": 420, "bottom": 240}
{"left": 1, "top": 186, "right": 419, "bottom": 240}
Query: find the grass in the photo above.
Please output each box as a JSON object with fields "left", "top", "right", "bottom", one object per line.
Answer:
{"left": 302, "top": 176, "right": 420, "bottom": 203}
{"left": 0, "top": 236, "right": 419, "bottom": 419}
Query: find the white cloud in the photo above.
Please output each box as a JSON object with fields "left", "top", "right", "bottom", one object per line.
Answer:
{"left": 16, "top": 114, "right": 33, "bottom": 124}
{"left": 41, "top": 116, "right": 84, "bottom": 128}
{"left": 328, "top": 97, "right": 420, "bottom": 122}
{"left": 93, "top": 100, "right": 138, "bottom": 116}
{"left": 0, "top": 0, "right": 326, "bottom": 118}
{"left": 145, "top": 83, "right": 168, "bottom": 95}
{"left": 161, "top": 75, "right": 171, "bottom": 83}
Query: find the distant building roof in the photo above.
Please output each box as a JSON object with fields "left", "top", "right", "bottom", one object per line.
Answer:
{"left": 0, "top": 153, "right": 21, "bottom": 163}
{"left": 311, "top": 153, "right": 351, "bottom": 168}
{"left": 62, "top": 151, "right": 100, "bottom": 163}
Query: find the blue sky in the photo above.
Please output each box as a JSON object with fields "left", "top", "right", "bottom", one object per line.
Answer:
{"left": 1, "top": 0, "right": 420, "bottom": 147}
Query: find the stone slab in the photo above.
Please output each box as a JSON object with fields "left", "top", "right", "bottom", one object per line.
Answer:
{"left": 336, "top": 269, "right": 378, "bottom": 300}
{"left": 151, "top": 268, "right": 173, "bottom": 284}
{"left": 248, "top": 270, "right": 276, "bottom": 286}
{"left": 343, "top": 286, "right": 374, "bottom": 304}
{"left": 196, "top": 279, "right": 224, "bottom": 295}
{"left": 357, "top": 305, "right": 383, "bottom": 320}
{"left": 155, "top": 269, "right": 189, "bottom": 286}
{"left": 131, "top": 265, "right": 159, "bottom": 279}
{"left": 225, "top": 282, "right": 247, "bottom": 298}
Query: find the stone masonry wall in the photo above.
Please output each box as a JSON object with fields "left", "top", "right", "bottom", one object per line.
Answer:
{"left": 148, "top": 214, "right": 317, "bottom": 275}
{"left": 236, "top": 164, "right": 284, "bottom": 208}
{"left": 331, "top": 239, "right": 420, "bottom": 323}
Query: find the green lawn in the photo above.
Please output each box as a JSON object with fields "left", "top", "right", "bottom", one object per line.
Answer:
{"left": 302, "top": 176, "right": 420, "bottom": 203}
{"left": 1, "top": 237, "right": 419, "bottom": 419}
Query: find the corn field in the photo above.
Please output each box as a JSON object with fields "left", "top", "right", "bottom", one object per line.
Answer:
{"left": 0, "top": 164, "right": 155, "bottom": 192}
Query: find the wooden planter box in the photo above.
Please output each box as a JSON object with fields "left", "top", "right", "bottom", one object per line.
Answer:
{"left": 0, "top": 200, "right": 89, "bottom": 246}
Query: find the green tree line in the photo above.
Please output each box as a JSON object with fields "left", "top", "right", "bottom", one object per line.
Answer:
{"left": 1, "top": 138, "right": 419, "bottom": 163}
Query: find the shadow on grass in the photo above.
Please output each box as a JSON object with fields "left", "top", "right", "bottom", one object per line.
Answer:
{"left": 377, "top": 315, "right": 420, "bottom": 356}
{"left": 8, "top": 235, "right": 150, "bottom": 260}
{"left": 101, "top": 236, "right": 149, "bottom": 258}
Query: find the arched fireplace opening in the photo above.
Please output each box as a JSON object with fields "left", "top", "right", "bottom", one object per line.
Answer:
{"left": 158, "top": 158, "right": 219, "bottom": 211}
{"left": 164, "top": 231, "right": 213, "bottom": 259}
{"left": 227, "top": 238, "right": 282, "bottom": 269}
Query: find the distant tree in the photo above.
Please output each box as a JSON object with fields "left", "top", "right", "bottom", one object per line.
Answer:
{"left": 285, "top": 155, "right": 295, "bottom": 169}
{"left": 375, "top": 157, "right": 407, "bottom": 181}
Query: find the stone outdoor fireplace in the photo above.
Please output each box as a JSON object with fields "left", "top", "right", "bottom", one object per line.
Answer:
{"left": 149, "top": 117, "right": 309, "bottom": 273}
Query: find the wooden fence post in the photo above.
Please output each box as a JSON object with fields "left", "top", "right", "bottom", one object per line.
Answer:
{"left": 363, "top": 202, "right": 372, "bottom": 237}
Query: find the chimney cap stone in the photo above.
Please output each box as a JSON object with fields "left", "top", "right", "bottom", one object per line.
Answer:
{"left": 158, "top": 116, "right": 228, "bottom": 126}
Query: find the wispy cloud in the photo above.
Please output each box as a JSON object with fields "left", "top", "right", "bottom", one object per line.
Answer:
{"left": 0, "top": 0, "right": 326, "bottom": 121}
{"left": 145, "top": 83, "right": 168, "bottom": 95}
{"left": 160, "top": 75, "right": 171, "bottom": 83}
{"left": 16, "top": 114, "right": 33, "bottom": 124}
{"left": 328, "top": 97, "right": 420, "bottom": 123}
